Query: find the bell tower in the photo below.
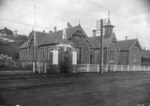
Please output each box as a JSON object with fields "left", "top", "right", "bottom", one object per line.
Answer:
{"left": 103, "top": 11, "right": 115, "bottom": 38}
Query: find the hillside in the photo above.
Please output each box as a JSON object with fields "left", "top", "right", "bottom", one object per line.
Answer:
{"left": 0, "top": 45, "right": 18, "bottom": 59}
{"left": 0, "top": 27, "right": 29, "bottom": 59}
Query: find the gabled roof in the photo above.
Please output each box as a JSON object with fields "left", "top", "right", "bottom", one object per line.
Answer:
{"left": 19, "top": 31, "right": 48, "bottom": 49}
{"left": 39, "top": 25, "right": 80, "bottom": 46}
{"left": 118, "top": 39, "right": 141, "bottom": 51}
{"left": 90, "top": 33, "right": 117, "bottom": 49}
{"left": 19, "top": 39, "right": 31, "bottom": 49}
{"left": 34, "top": 31, "right": 48, "bottom": 45}
{"left": 39, "top": 25, "right": 95, "bottom": 48}
{"left": 19, "top": 25, "right": 95, "bottom": 49}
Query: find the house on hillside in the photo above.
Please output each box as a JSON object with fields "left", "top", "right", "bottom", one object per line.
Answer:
{"left": 90, "top": 18, "right": 120, "bottom": 65}
{"left": 117, "top": 38, "right": 142, "bottom": 65}
{"left": 19, "top": 23, "right": 94, "bottom": 72}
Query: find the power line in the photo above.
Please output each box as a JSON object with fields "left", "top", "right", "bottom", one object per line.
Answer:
{"left": 0, "top": 18, "right": 50, "bottom": 30}
{"left": 8, "top": 0, "right": 79, "bottom": 24}
{"left": 85, "top": 0, "right": 150, "bottom": 28}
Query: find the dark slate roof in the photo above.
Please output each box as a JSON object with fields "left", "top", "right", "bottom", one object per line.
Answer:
{"left": 19, "top": 25, "right": 95, "bottom": 48}
{"left": 33, "top": 31, "right": 48, "bottom": 45}
{"left": 19, "top": 39, "right": 30, "bottom": 49}
{"left": 117, "top": 39, "right": 137, "bottom": 51}
{"left": 19, "top": 31, "right": 48, "bottom": 49}
{"left": 40, "top": 25, "right": 81, "bottom": 46}
{"left": 90, "top": 33, "right": 115, "bottom": 48}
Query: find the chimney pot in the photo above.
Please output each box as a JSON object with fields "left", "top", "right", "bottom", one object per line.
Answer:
{"left": 125, "top": 36, "right": 127, "bottom": 40}
{"left": 67, "top": 22, "right": 72, "bottom": 28}
{"left": 92, "top": 30, "right": 96, "bottom": 37}
{"left": 49, "top": 31, "right": 52, "bottom": 33}
{"left": 54, "top": 26, "right": 57, "bottom": 32}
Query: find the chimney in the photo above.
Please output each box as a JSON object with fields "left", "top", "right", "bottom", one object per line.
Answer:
{"left": 54, "top": 26, "right": 57, "bottom": 32}
{"left": 49, "top": 30, "right": 52, "bottom": 33}
{"left": 125, "top": 36, "right": 127, "bottom": 40}
{"left": 43, "top": 30, "right": 45, "bottom": 33}
{"left": 92, "top": 30, "right": 96, "bottom": 37}
{"left": 67, "top": 22, "right": 72, "bottom": 28}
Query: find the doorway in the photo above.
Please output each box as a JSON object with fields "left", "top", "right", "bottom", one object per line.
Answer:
{"left": 59, "top": 50, "right": 72, "bottom": 73}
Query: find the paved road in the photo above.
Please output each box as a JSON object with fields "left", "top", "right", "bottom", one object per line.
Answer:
{"left": 1, "top": 72, "right": 150, "bottom": 106}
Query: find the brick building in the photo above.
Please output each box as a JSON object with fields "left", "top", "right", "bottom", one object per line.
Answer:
{"left": 19, "top": 24, "right": 94, "bottom": 68}
{"left": 117, "top": 38, "right": 142, "bottom": 65}
{"left": 90, "top": 18, "right": 120, "bottom": 65}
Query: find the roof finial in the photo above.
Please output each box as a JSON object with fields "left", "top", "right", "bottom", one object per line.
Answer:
{"left": 79, "top": 20, "right": 80, "bottom": 25}
{"left": 107, "top": 10, "right": 111, "bottom": 25}
{"left": 108, "top": 10, "right": 110, "bottom": 20}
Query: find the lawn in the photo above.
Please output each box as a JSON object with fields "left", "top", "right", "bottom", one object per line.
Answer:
{"left": 0, "top": 72, "right": 150, "bottom": 106}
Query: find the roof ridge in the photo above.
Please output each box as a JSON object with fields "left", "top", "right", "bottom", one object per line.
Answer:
{"left": 118, "top": 39, "right": 136, "bottom": 42}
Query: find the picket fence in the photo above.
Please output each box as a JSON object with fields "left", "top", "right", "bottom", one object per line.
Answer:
{"left": 1, "top": 60, "right": 150, "bottom": 73}
{"left": 77, "top": 64, "right": 150, "bottom": 72}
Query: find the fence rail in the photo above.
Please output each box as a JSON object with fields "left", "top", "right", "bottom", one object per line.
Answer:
{"left": 1, "top": 59, "right": 150, "bottom": 73}
{"left": 76, "top": 64, "right": 150, "bottom": 72}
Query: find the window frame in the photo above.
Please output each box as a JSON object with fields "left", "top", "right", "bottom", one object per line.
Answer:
{"left": 133, "top": 53, "right": 138, "bottom": 62}
{"left": 76, "top": 46, "right": 83, "bottom": 61}
{"left": 110, "top": 50, "right": 115, "bottom": 63}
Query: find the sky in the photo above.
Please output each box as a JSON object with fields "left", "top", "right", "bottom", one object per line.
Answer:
{"left": 0, "top": 0, "right": 150, "bottom": 49}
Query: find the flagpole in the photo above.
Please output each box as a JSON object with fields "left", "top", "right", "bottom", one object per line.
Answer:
{"left": 34, "top": 4, "right": 36, "bottom": 59}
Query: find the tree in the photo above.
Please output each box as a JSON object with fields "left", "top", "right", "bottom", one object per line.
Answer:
{"left": 3, "top": 27, "right": 13, "bottom": 35}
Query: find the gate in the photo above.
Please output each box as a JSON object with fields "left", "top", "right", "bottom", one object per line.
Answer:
{"left": 59, "top": 50, "right": 72, "bottom": 73}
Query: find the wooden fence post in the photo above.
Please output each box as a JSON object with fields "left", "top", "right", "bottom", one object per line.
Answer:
{"left": 128, "top": 65, "right": 130, "bottom": 71}
{"left": 38, "top": 62, "right": 40, "bottom": 74}
{"left": 44, "top": 62, "right": 47, "bottom": 73}
{"left": 113, "top": 65, "right": 116, "bottom": 72}
{"left": 87, "top": 64, "right": 89, "bottom": 72}
{"left": 106, "top": 64, "right": 108, "bottom": 72}
{"left": 97, "top": 64, "right": 99, "bottom": 72}
{"left": 33, "top": 62, "right": 35, "bottom": 73}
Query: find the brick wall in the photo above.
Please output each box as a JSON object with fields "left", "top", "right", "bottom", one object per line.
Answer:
{"left": 129, "top": 45, "right": 141, "bottom": 65}
{"left": 107, "top": 41, "right": 118, "bottom": 65}
{"left": 70, "top": 35, "right": 91, "bottom": 64}
{"left": 118, "top": 51, "right": 129, "bottom": 65}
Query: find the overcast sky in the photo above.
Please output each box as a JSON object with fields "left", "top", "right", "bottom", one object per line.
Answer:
{"left": 0, "top": 0, "right": 150, "bottom": 49}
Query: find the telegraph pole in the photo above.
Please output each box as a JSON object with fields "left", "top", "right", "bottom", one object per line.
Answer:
{"left": 33, "top": 4, "right": 36, "bottom": 73}
{"left": 100, "top": 19, "right": 103, "bottom": 75}
{"left": 96, "top": 19, "right": 106, "bottom": 75}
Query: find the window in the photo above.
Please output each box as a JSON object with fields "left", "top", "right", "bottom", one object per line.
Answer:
{"left": 42, "top": 50, "right": 44, "bottom": 60}
{"left": 110, "top": 50, "right": 115, "bottom": 63}
{"left": 133, "top": 53, "right": 137, "bottom": 62}
{"left": 76, "top": 47, "right": 83, "bottom": 61}
{"left": 41, "top": 48, "right": 44, "bottom": 60}
{"left": 90, "top": 50, "right": 93, "bottom": 64}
